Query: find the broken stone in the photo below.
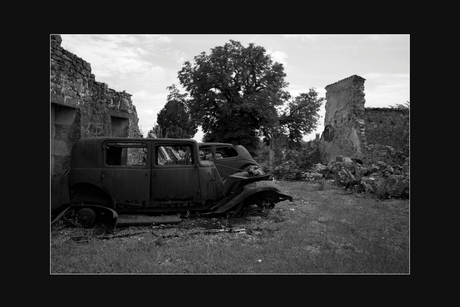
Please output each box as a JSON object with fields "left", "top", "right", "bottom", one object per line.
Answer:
{"left": 384, "top": 174, "right": 409, "bottom": 198}
{"left": 301, "top": 172, "right": 323, "bottom": 181}
{"left": 311, "top": 163, "right": 327, "bottom": 173}
{"left": 323, "top": 154, "right": 408, "bottom": 199}
{"left": 359, "top": 178, "right": 375, "bottom": 193}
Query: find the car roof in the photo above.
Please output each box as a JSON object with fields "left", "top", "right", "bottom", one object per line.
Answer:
{"left": 198, "top": 142, "right": 235, "bottom": 147}
{"left": 77, "top": 137, "right": 198, "bottom": 143}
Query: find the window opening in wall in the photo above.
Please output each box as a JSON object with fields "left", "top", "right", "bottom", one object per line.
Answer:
{"left": 51, "top": 104, "right": 77, "bottom": 174}
{"left": 111, "top": 116, "right": 129, "bottom": 137}
{"left": 155, "top": 144, "right": 193, "bottom": 166}
{"left": 105, "top": 142, "right": 147, "bottom": 166}
{"left": 323, "top": 125, "right": 334, "bottom": 142}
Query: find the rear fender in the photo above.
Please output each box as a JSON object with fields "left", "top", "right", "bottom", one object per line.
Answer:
{"left": 212, "top": 181, "right": 292, "bottom": 214}
{"left": 51, "top": 204, "right": 118, "bottom": 228}
{"left": 70, "top": 183, "right": 113, "bottom": 208}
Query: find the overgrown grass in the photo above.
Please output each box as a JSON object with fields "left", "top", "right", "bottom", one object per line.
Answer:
{"left": 51, "top": 180, "right": 409, "bottom": 274}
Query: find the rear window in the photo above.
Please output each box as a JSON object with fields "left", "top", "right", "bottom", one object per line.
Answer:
{"left": 215, "top": 146, "right": 238, "bottom": 159}
{"left": 105, "top": 142, "right": 148, "bottom": 166}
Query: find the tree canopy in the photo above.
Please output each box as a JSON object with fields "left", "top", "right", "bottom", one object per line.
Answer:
{"left": 279, "top": 89, "right": 324, "bottom": 145}
{"left": 158, "top": 40, "right": 323, "bottom": 151}
{"left": 177, "top": 40, "right": 290, "bottom": 152}
{"left": 155, "top": 85, "right": 197, "bottom": 138}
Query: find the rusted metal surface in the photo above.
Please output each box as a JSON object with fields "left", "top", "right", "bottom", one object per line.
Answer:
{"left": 212, "top": 181, "right": 293, "bottom": 214}
{"left": 116, "top": 214, "right": 182, "bottom": 226}
{"left": 199, "top": 143, "right": 261, "bottom": 178}
{"left": 51, "top": 204, "right": 118, "bottom": 229}
{"left": 53, "top": 137, "right": 292, "bottom": 228}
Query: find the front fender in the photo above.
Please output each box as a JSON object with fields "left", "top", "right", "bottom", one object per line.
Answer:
{"left": 211, "top": 181, "right": 292, "bottom": 214}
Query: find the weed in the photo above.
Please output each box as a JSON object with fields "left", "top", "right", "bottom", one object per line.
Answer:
{"left": 50, "top": 181, "right": 409, "bottom": 274}
{"left": 318, "top": 179, "right": 327, "bottom": 190}
{"left": 375, "top": 179, "right": 388, "bottom": 199}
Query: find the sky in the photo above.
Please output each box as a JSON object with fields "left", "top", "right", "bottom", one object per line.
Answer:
{"left": 58, "top": 34, "right": 410, "bottom": 142}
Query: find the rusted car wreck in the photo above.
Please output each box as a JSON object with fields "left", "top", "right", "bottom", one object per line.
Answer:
{"left": 52, "top": 138, "right": 292, "bottom": 228}
{"left": 198, "top": 142, "right": 261, "bottom": 178}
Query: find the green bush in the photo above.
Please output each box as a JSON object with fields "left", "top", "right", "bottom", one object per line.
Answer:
{"left": 271, "top": 147, "right": 320, "bottom": 180}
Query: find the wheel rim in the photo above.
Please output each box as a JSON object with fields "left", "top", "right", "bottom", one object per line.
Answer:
{"left": 76, "top": 208, "right": 96, "bottom": 228}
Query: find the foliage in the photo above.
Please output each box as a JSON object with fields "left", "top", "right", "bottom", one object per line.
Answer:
{"left": 268, "top": 145, "right": 321, "bottom": 180}
{"left": 390, "top": 101, "right": 410, "bottom": 110}
{"left": 174, "top": 39, "right": 324, "bottom": 152}
{"left": 177, "top": 40, "right": 290, "bottom": 152}
{"left": 155, "top": 85, "right": 197, "bottom": 138}
{"left": 156, "top": 39, "right": 324, "bottom": 157}
{"left": 277, "top": 88, "right": 324, "bottom": 148}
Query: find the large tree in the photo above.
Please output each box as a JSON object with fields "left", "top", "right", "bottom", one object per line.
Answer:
{"left": 155, "top": 85, "right": 197, "bottom": 138}
{"left": 177, "top": 40, "right": 290, "bottom": 152}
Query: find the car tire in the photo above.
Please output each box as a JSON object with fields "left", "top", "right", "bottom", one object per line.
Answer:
{"left": 76, "top": 208, "right": 96, "bottom": 228}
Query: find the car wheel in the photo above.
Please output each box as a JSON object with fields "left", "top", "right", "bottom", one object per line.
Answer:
{"left": 76, "top": 208, "right": 96, "bottom": 228}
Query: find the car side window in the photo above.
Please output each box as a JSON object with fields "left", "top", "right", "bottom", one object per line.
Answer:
{"left": 156, "top": 145, "right": 193, "bottom": 166}
{"left": 105, "top": 142, "right": 148, "bottom": 166}
{"left": 199, "top": 147, "right": 213, "bottom": 160}
{"left": 215, "top": 146, "right": 238, "bottom": 159}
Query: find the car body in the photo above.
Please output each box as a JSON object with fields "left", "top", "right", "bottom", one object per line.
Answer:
{"left": 52, "top": 137, "right": 292, "bottom": 227}
{"left": 198, "top": 142, "right": 261, "bottom": 178}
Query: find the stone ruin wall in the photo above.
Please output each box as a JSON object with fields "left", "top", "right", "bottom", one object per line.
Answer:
{"left": 320, "top": 75, "right": 409, "bottom": 165}
{"left": 320, "top": 75, "right": 367, "bottom": 163}
{"left": 364, "top": 107, "right": 409, "bottom": 152}
{"left": 315, "top": 74, "right": 409, "bottom": 198}
{"left": 50, "top": 34, "right": 142, "bottom": 208}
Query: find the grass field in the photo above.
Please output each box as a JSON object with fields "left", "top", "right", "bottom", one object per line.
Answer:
{"left": 50, "top": 180, "right": 409, "bottom": 274}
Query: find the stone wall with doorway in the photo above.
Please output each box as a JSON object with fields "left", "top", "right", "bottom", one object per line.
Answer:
{"left": 50, "top": 34, "right": 142, "bottom": 209}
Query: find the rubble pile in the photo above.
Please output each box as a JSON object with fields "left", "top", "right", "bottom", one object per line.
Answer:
{"left": 300, "top": 154, "right": 409, "bottom": 199}
{"left": 300, "top": 163, "right": 326, "bottom": 181}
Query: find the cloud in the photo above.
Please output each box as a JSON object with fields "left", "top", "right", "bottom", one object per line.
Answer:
{"left": 132, "top": 90, "right": 167, "bottom": 109}
{"left": 61, "top": 35, "right": 153, "bottom": 79}
{"left": 363, "top": 73, "right": 410, "bottom": 107}
{"left": 366, "top": 35, "right": 402, "bottom": 41}
{"left": 138, "top": 66, "right": 166, "bottom": 88}
{"left": 269, "top": 50, "right": 288, "bottom": 66}
{"left": 283, "top": 35, "right": 320, "bottom": 42}
{"left": 366, "top": 73, "right": 409, "bottom": 80}
{"left": 132, "top": 89, "right": 169, "bottom": 134}
{"left": 156, "top": 35, "right": 173, "bottom": 44}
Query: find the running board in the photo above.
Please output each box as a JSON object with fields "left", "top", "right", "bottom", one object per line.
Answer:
{"left": 116, "top": 214, "right": 182, "bottom": 227}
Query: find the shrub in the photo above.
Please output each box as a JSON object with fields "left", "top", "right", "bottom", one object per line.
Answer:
{"left": 270, "top": 147, "right": 320, "bottom": 180}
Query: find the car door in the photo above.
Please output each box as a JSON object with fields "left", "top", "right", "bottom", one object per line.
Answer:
{"left": 101, "top": 140, "right": 150, "bottom": 207}
{"left": 150, "top": 142, "right": 202, "bottom": 205}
